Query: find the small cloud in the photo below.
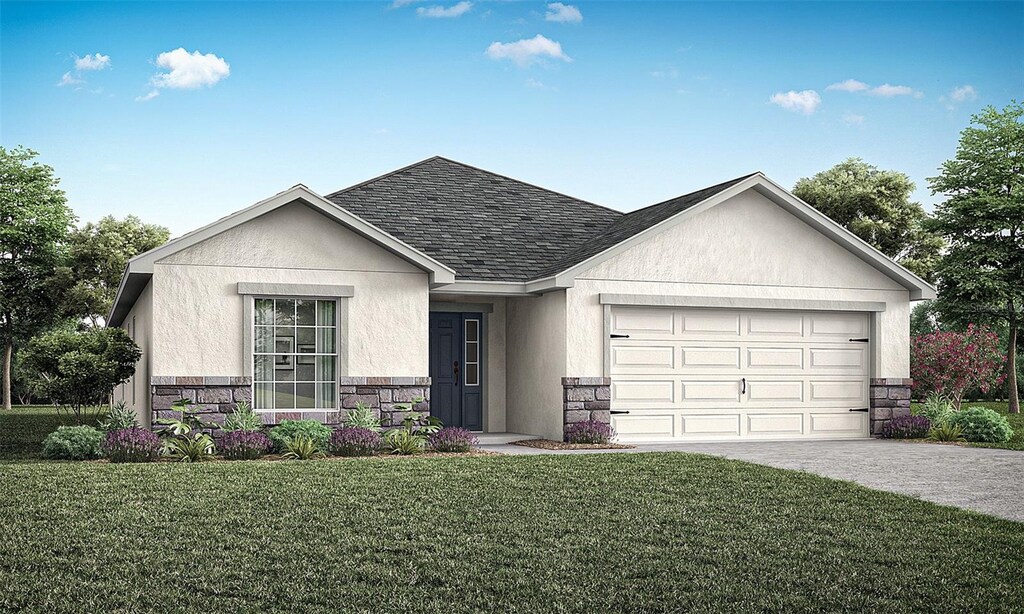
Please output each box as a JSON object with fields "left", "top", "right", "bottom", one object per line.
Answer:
{"left": 150, "top": 48, "right": 230, "bottom": 90}
{"left": 826, "top": 79, "right": 869, "bottom": 92}
{"left": 545, "top": 2, "right": 582, "bottom": 23}
{"left": 135, "top": 90, "right": 160, "bottom": 102}
{"left": 74, "top": 53, "right": 111, "bottom": 71}
{"left": 57, "top": 71, "right": 83, "bottom": 87}
{"left": 868, "top": 83, "right": 922, "bottom": 98}
{"left": 526, "top": 77, "right": 545, "bottom": 88}
{"left": 940, "top": 84, "right": 978, "bottom": 110}
{"left": 769, "top": 90, "right": 821, "bottom": 115}
{"left": 416, "top": 1, "right": 472, "bottom": 17}
{"left": 391, "top": 0, "right": 420, "bottom": 6}
{"left": 486, "top": 34, "right": 571, "bottom": 67}
{"left": 649, "top": 65, "right": 679, "bottom": 79}
{"left": 842, "top": 112, "right": 865, "bottom": 125}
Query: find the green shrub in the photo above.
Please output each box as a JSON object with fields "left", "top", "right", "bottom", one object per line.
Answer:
{"left": 342, "top": 403, "right": 382, "bottom": 433}
{"left": 384, "top": 429, "right": 426, "bottom": 455}
{"left": 42, "top": 425, "right": 103, "bottom": 460}
{"left": 165, "top": 433, "right": 216, "bottom": 462}
{"left": 99, "top": 401, "right": 140, "bottom": 432}
{"left": 282, "top": 436, "right": 325, "bottom": 460}
{"left": 222, "top": 401, "right": 263, "bottom": 432}
{"left": 928, "top": 422, "right": 966, "bottom": 442}
{"left": 915, "top": 392, "right": 953, "bottom": 426}
{"left": 948, "top": 406, "right": 1014, "bottom": 443}
{"left": 268, "top": 420, "right": 331, "bottom": 452}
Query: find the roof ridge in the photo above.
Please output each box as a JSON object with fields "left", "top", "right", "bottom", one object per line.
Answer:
{"left": 622, "top": 171, "right": 761, "bottom": 218}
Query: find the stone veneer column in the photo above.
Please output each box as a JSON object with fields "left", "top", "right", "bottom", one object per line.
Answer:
{"left": 869, "top": 377, "right": 913, "bottom": 436}
{"left": 338, "top": 377, "right": 431, "bottom": 428}
{"left": 151, "top": 376, "right": 252, "bottom": 431}
{"left": 562, "top": 377, "right": 611, "bottom": 441}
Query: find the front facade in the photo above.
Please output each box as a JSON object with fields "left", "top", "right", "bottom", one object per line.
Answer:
{"left": 110, "top": 157, "right": 932, "bottom": 442}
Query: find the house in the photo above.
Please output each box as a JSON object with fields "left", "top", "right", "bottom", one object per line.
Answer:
{"left": 109, "top": 157, "right": 933, "bottom": 442}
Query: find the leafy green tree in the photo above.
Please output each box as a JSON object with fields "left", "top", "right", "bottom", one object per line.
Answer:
{"left": 0, "top": 147, "right": 76, "bottom": 410}
{"left": 793, "top": 158, "right": 945, "bottom": 281}
{"left": 20, "top": 326, "right": 140, "bottom": 424}
{"left": 910, "top": 300, "right": 947, "bottom": 337}
{"left": 928, "top": 101, "right": 1023, "bottom": 414}
{"left": 61, "top": 215, "right": 169, "bottom": 326}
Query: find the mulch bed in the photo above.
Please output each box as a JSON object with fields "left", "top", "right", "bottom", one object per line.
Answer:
{"left": 510, "top": 439, "right": 634, "bottom": 450}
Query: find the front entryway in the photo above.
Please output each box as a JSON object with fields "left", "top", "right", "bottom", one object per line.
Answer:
{"left": 429, "top": 312, "right": 483, "bottom": 430}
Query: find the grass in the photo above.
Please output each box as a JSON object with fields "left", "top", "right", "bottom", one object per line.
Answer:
{"left": 0, "top": 405, "right": 104, "bottom": 460}
{"left": 911, "top": 401, "right": 1024, "bottom": 451}
{"left": 0, "top": 454, "right": 1022, "bottom": 613}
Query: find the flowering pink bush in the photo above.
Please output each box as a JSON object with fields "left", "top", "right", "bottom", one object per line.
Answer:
{"left": 911, "top": 324, "right": 1005, "bottom": 409}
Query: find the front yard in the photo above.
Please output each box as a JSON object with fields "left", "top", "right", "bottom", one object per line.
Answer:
{"left": 1, "top": 453, "right": 1022, "bottom": 613}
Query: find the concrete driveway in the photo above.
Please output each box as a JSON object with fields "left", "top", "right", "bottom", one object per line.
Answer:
{"left": 486, "top": 439, "right": 1024, "bottom": 522}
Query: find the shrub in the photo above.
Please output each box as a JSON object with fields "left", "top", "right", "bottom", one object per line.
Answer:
{"left": 102, "top": 428, "right": 162, "bottom": 463}
{"left": 220, "top": 430, "right": 272, "bottom": 460}
{"left": 948, "top": 406, "right": 1014, "bottom": 443}
{"left": 384, "top": 429, "right": 427, "bottom": 455}
{"left": 342, "top": 403, "right": 382, "bottom": 433}
{"left": 165, "top": 433, "right": 217, "bottom": 462}
{"left": 915, "top": 393, "right": 953, "bottom": 427}
{"left": 328, "top": 427, "right": 382, "bottom": 457}
{"left": 99, "top": 401, "right": 140, "bottom": 432}
{"left": 42, "top": 425, "right": 104, "bottom": 460}
{"left": 564, "top": 420, "right": 613, "bottom": 444}
{"left": 268, "top": 420, "right": 331, "bottom": 452}
{"left": 282, "top": 436, "right": 324, "bottom": 460}
{"left": 911, "top": 325, "right": 1005, "bottom": 409}
{"left": 222, "top": 401, "right": 263, "bottom": 432}
{"left": 929, "top": 422, "right": 966, "bottom": 443}
{"left": 880, "top": 415, "right": 931, "bottom": 439}
{"left": 428, "top": 427, "right": 478, "bottom": 453}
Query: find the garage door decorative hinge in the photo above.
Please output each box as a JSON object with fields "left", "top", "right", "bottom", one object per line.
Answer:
{"left": 610, "top": 334, "right": 630, "bottom": 339}
{"left": 848, "top": 338, "right": 869, "bottom": 343}
{"left": 848, "top": 408, "right": 869, "bottom": 412}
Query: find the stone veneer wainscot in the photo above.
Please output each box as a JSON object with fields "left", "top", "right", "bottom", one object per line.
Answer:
{"left": 338, "top": 376, "right": 431, "bottom": 427}
{"left": 562, "top": 377, "right": 611, "bottom": 440}
{"left": 151, "top": 376, "right": 253, "bottom": 429}
{"left": 869, "top": 377, "right": 913, "bottom": 436}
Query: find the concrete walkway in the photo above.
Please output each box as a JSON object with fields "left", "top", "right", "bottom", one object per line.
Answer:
{"left": 480, "top": 439, "right": 1024, "bottom": 523}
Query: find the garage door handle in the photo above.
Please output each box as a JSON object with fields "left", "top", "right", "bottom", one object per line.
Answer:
{"left": 610, "top": 334, "right": 630, "bottom": 339}
{"left": 741, "top": 377, "right": 746, "bottom": 394}
{"left": 849, "top": 408, "right": 869, "bottom": 412}
{"left": 610, "top": 410, "right": 630, "bottom": 415}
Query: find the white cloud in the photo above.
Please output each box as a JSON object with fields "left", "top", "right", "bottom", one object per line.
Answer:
{"left": 135, "top": 90, "right": 160, "bottom": 102}
{"left": 416, "top": 1, "right": 472, "bottom": 17}
{"left": 769, "top": 90, "right": 821, "bottom": 115}
{"left": 151, "top": 48, "right": 230, "bottom": 89}
{"left": 842, "top": 112, "right": 865, "bottom": 125}
{"left": 545, "top": 2, "right": 582, "bottom": 23}
{"left": 868, "top": 83, "right": 922, "bottom": 98}
{"left": 486, "top": 35, "right": 571, "bottom": 67}
{"left": 650, "top": 65, "right": 679, "bottom": 79}
{"left": 57, "top": 72, "right": 83, "bottom": 87}
{"left": 74, "top": 53, "right": 111, "bottom": 71}
{"left": 826, "top": 79, "right": 868, "bottom": 92}
{"left": 392, "top": 0, "right": 420, "bottom": 6}
{"left": 950, "top": 84, "right": 978, "bottom": 102}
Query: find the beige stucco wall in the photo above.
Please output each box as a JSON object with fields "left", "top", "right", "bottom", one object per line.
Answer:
{"left": 116, "top": 280, "right": 153, "bottom": 427}
{"left": 150, "top": 201, "right": 429, "bottom": 377}
{"left": 506, "top": 291, "right": 566, "bottom": 439}
{"left": 566, "top": 189, "right": 912, "bottom": 378}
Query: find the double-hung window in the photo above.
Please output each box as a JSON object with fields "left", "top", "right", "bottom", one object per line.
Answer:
{"left": 253, "top": 298, "right": 337, "bottom": 411}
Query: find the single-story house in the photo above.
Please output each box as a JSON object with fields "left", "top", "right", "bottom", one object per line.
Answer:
{"left": 109, "top": 157, "right": 932, "bottom": 442}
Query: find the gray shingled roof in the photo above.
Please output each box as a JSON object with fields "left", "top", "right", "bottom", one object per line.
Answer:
{"left": 326, "top": 157, "right": 754, "bottom": 282}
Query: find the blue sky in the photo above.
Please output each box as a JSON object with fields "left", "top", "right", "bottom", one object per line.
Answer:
{"left": 2, "top": 1, "right": 1022, "bottom": 235}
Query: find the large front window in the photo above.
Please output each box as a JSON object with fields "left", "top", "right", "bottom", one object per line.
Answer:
{"left": 253, "top": 298, "right": 337, "bottom": 411}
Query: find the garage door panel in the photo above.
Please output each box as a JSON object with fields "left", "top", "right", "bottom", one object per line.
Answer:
{"left": 608, "top": 306, "right": 869, "bottom": 441}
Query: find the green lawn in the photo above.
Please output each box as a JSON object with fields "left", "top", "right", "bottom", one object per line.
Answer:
{"left": 0, "top": 405, "right": 105, "bottom": 460}
{"left": 1, "top": 454, "right": 1022, "bottom": 613}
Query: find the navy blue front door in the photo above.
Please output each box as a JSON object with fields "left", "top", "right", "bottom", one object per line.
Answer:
{"left": 429, "top": 312, "right": 482, "bottom": 430}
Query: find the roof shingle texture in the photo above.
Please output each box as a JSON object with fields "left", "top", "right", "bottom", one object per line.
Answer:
{"left": 326, "top": 156, "right": 754, "bottom": 282}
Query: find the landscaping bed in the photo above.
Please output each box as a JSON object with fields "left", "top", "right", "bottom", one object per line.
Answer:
{"left": 1, "top": 452, "right": 1022, "bottom": 613}
{"left": 512, "top": 439, "right": 634, "bottom": 450}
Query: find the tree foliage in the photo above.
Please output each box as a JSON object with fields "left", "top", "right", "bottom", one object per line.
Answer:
{"left": 20, "top": 327, "right": 140, "bottom": 424}
{"left": 59, "top": 215, "right": 169, "bottom": 325}
{"left": 928, "top": 101, "right": 1024, "bottom": 413}
{"left": 911, "top": 325, "right": 1005, "bottom": 410}
{"left": 0, "top": 146, "right": 76, "bottom": 410}
{"left": 793, "top": 158, "right": 944, "bottom": 281}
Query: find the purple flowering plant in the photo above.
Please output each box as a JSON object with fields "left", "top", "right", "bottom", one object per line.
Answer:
{"left": 102, "top": 428, "right": 163, "bottom": 463}
{"left": 328, "top": 427, "right": 383, "bottom": 457}
{"left": 880, "top": 415, "right": 931, "bottom": 439}
{"left": 564, "top": 420, "right": 614, "bottom": 444}
{"left": 428, "top": 427, "right": 478, "bottom": 453}
{"left": 220, "top": 430, "right": 273, "bottom": 460}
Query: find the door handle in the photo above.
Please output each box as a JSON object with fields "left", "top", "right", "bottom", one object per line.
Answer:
{"left": 453, "top": 360, "right": 459, "bottom": 386}
{"left": 741, "top": 377, "right": 746, "bottom": 394}
{"left": 849, "top": 408, "right": 869, "bottom": 412}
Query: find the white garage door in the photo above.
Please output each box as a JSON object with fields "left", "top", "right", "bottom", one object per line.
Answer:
{"left": 609, "top": 306, "right": 870, "bottom": 442}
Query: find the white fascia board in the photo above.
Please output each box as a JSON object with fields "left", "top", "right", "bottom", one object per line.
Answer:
{"left": 430, "top": 280, "right": 532, "bottom": 296}
{"left": 538, "top": 174, "right": 936, "bottom": 300}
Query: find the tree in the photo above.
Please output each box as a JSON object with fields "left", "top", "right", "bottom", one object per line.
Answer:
{"left": 20, "top": 327, "right": 140, "bottom": 424}
{"left": 793, "top": 158, "right": 945, "bottom": 281}
{"left": 928, "top": 101, "right": 1024, "bottom": 414}
{"left": 61, "top": 215, "right": 169, "bottom": 326}
{"left": 911, "top": 325, "right": 1005, "bottom": 410}
{"left": 910, "top": 300, "right": 947, "bottom": 337}
{"left": 0, "top": 147, "right": 76, "bottom": 410}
